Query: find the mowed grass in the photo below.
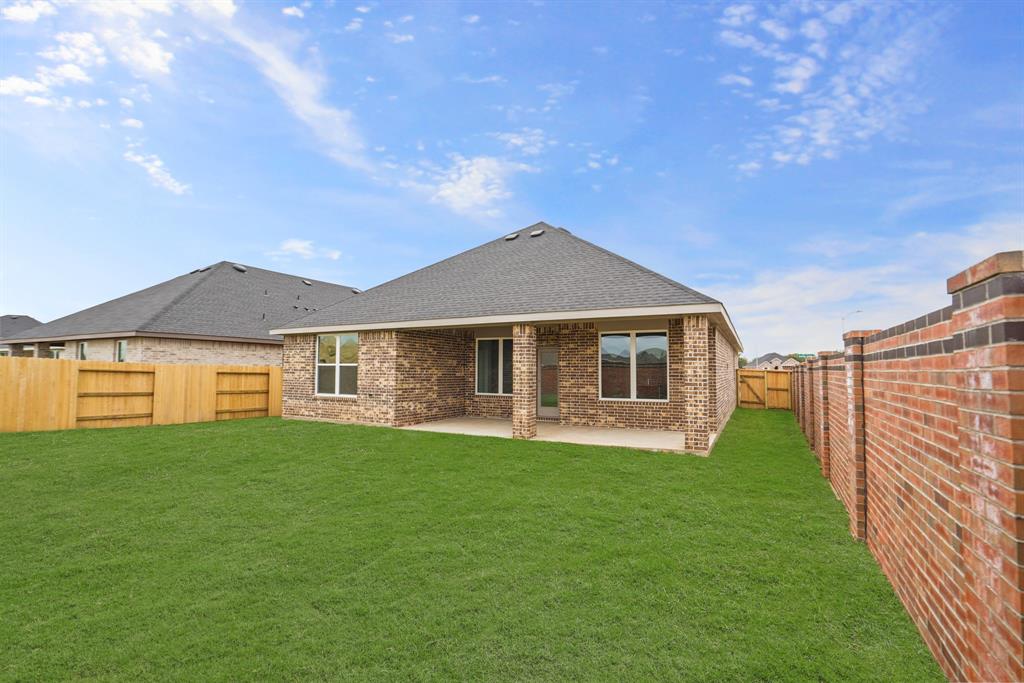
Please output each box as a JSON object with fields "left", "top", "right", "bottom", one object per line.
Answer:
{"left": 0, "top": 410, "right": 941, "bottom": 681}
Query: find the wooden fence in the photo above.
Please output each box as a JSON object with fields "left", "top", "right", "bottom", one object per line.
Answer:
{"left": 0, "top": 357, "right": 281, "bottom": 433}
{"left": 737, "top": 368, "right": 792, "bottom": 410}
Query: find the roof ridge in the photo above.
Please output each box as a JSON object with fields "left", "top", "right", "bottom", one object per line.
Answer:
{"left": 136, "top": 263, "right": 220, "bottom": 332}
{"left": 556, "top": 228, "right": 719, "bottom": 304}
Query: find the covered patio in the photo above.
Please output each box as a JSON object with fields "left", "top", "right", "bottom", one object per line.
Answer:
{"left": 402, "top": 416, "right": 687, "bottom": 452}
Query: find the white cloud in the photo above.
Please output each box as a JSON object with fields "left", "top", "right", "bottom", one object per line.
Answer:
{"left": 1, "top": 0, "right": 55, "bottom": 23}
{"left": 800, "top": 19, "right": 827, "bottom": 41}
{"left": 492, "top": 129, "right": 552, "bottom": 156}
{"left": 399, "top": 14, "right": 413, "bottom": 23}
{"left": 82, "top": 0, "right": 172, "bottom": 18}
{"left": 119, "top": 96, "right": 134, "bottom": 108}
{"left": 385, "top": 33, "right": 414, "bottom": 44}
{"left": 267, "top": 238, "right": 341, "bottom": 260}
{"left": 344, "top": 17, "right": 363, "bottom": 31}
{"left": 123, "top": 148, "right": 189, "bottom": 195}
{"left": 0, "top": 76, "right": 47, "bottom": 96}
{"left": 281, "top": 6, "right": 304, "bottom": 18}
{"left": 719, "top": 3, "right": 947, "bottom": 169}
{"left": 538, "top": 81, "right": 576, "bottom": 110}
{"left": 719, "top": 4, "right": 756, "bottom": 27}
{"left": 738, "top": 160, "right": 762, "bottom": 174}
{"left": 431, "top": 155, "right": 536, "bottom": 217}
{"left": 189, "top": 7, "right": 369, "bottom": 171}
{"left": 773, "top": 56, "right": 818, "bottom": 94}
{"left": 716, "top": 215, "right": 1023, "bottom": 356}
{"left": 759, "top": 19, "right": 790, "bottom": 41}
{"left": 105, "top": 30, "right": 174, "bottom": 76}
{"left": 36, "top": 63, "right": 92, "bottom": 87}
{"left": 456, "top": 74, "right": 505, "bottom": 85}
{"left": 355, "top": 5, "right": 370, "bottom": 13}
{"left": 120, "top": 117, "right": 144, "bottom": 128}
{"left": 38, "top": 32, "right": 107, "bottom": 68}
{"left": 719, "top": 73, "right": 753, "bottom": 87}
{"left": 462, "top": 14, "right": 480, "bottom": 24}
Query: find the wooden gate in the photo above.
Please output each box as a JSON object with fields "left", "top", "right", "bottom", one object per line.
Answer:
{"left": 737, "top": 369, "right": 792, "bottom": 410}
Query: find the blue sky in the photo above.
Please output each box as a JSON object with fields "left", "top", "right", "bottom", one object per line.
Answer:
{"left": 1, "top": 0, "right": 1021, "bottom": 357}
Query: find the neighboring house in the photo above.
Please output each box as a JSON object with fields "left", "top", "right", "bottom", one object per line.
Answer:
{"left": 0, "top": 315, "right": 43, "bottom": 357}
{"left": 4, "top": 263, "right": 359, "bottom": 365}
{"left": 748, "top": 352, "right": 800, "bottom": 370}
{"left": 272, "top": 223, "right": 742, "bottom": 454}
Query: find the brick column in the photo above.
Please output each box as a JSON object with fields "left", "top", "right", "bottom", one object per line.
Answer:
{"left": 843, "top": 330, "right": 880, "bottom": 541}
{"left": 512, "top": 323, "right": 537, "bottom": 439}
{"left": 805, "top": 357, "right": 817, "bottom": 450}
{"left": 947, "top": 252, "right": 1024, "bottom": 683}
{"left": 682, "top": 316, "right": 711, "bottom": 453}
{"left": 816, "top": 351, "right": 833, "bottom": 479}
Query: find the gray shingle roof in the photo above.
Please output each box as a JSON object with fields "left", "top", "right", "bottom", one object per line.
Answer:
{"left": 8, "top": 262, "right": 358, "bottom": 343}
{"left": 278, "top": 223, "right": 718, "bottom": 330}
{"left": 750, "top": 352, "right": 788, "bottom": 366}
{"left": 0, "top": 315, "right": 43, "bottom": 340}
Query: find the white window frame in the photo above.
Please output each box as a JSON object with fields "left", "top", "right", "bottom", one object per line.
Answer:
{"left": 598, "top": 329, "right": 670, "bottom": 402}
{"left": 0, "top": 348, "right": 9, "bottom": 357}
{"left": 315, "top": 333, "right": 358, "bottom": 397}
{"left": 475, "top": 337, "right": 514, "bottom": 396}
{"left": 77, "top": 341, "right": 88, "bottom": 360}
{"left": 50, "top": 345, "right": 65, "bottom": 359}
{"left": 115, "top": 339, "right": 128, "bottom": 362}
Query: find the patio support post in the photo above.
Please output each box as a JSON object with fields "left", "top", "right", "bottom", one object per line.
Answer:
{"left": 512, "top": 323, "right": 537, "bottom": 439}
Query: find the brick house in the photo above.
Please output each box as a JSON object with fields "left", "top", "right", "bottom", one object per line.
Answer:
{"left": 3, "top": 262, "right": 359, "bottom": 365}
{"left": 0, "top": 315, "right": 43, "bottom": 357}
{"left": 273, "top": 223, "right": 742, "bottom": 453}
{"left": 747, "top": 352, "right": 800, "bottom": 370}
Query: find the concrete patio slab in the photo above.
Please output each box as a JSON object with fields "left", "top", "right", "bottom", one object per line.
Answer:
{"left": 402, "top": 416, "right": 687, "bottom": 452}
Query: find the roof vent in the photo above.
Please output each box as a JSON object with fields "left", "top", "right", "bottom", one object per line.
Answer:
{"left": 199, "top": 266, "right": 211, "bottom": 272}
{"left": 302, "top": 279, "right": 312, "bottom": 286}
{"left": 232, "top": 264, "right": 247, "bottom": 273}
{"left": 351, "top": 288, "right": 361, "bottom": 294}
{"left": 530, "top": 228, "right": 545, "bottom": 237}
{"left": 504, "top": 233, "right": 519, "bottom": 241}
{"left": 189, "top": 269, "right": 200, "bottom": 274}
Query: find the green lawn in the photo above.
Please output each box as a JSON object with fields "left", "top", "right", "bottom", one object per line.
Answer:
{"left": 0, "top": 410, "right": 941, "bottom": 681}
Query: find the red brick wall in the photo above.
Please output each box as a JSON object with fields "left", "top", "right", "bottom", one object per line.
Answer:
{"left": 282, "top": 331, "right": 397, "bottom": 425}
{"left": 713, "top": 326, "right": 737, "bottom": 433}
{"left": 282, "top": 314, "right": 727, "bottom": 453}
{"left": 791, "top": 252, "right": 1024, "bottom": 682}
{"left": 394, "top": 329, "right": 467, "bottom": 427}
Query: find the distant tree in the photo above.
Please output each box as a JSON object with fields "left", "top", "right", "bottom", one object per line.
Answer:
{"left": 738, "top": 356, "right": 748, "bottom": 368}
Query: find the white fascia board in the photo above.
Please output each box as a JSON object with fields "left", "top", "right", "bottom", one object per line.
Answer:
{"left": 273, "top": 303, "right": 744, "bottom": 351}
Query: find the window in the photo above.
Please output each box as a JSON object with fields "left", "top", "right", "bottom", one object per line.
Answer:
{"left": 0, "top": 348, "right": 9, "bottom": 357}
{"left": 50, "top": 345, "right": 65, "bottom": 359}
{"left": 600, "top": 331, "right": 668, "bottom": 401}
{"left": 115, "top": 340, "right": 128, "bottom": 362}
{"left": 316, "top": 333, "right": 358, "bottom": 396}
{"left": 476, "top": 337, "right": 513, "bottom": 395}
{"left": 77, "top": 342, "right": 87, "bottom": 360}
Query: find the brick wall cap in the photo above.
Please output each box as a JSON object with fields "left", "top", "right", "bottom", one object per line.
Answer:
{"left": 843, "top": 329, "right": 881, "bottom": 340}
{"left": 947, "top": 251, "right": 1024, "bottom": 294}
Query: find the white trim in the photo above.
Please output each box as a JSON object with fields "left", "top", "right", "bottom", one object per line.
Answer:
{"left": 77, "top": 341, "right": 87, "bottom": 360}
{"left": 271, "top": 302, "right": 742, "bottom": 351}
{"left": 115, "top": 339, "right": 128, "bottom": 363}
{"left": 598, "top": 330, "right": 670, "bottom": 402}
{"left": 475, "top": 337, "right": 513, "bottom": 396}
{"left": 315, "top": 333, "right": 358, "bottom": 397}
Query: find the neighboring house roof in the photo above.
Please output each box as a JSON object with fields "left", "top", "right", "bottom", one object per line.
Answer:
{"left": 749, "top": 352, "right": 788, "bottom": 367}
{"left": 0, "top": 315, "right": 43, "bottom": 340}
{"left": 6, "top": 262, "right": 359, "bottom": 344}
{"left": 275, "top": 222, "right": 742, "bottom": 350}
